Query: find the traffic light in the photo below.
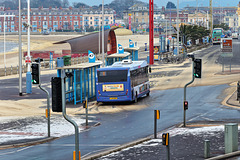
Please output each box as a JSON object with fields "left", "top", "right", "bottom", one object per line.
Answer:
{"left": 194, "top": 59, "right": 202, "bottom": 78}
{"left": 51, "top": 77, "right": 62, "bottom": 112}
{"left": 162, "top": 133, "right": 169, "bottom": 146}
{"left": 31, "top": 63, "right": 40, "bottom": 84}
{"left": 184, "top": 101, "right": 188, "bottom": 110}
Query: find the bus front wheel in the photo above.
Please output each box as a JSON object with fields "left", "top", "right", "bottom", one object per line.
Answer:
{"left": 146, "top": 92, "right": 150, "bottom": 96}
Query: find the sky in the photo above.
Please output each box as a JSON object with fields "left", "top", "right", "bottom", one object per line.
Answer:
{"left": 68, "top": 0, "right": 237, "bottom": 8}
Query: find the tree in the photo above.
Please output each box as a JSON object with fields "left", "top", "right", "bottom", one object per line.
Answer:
{"left": 213, "top": 23, "right": 229, "bottom": 30}
{"left": 73, "top": 2, "right": 89, "bottom": 8}
{"left": 166, "top": 1, "right": 176, "bottom": 9}
{"left": 62, "top": 0, "right": 69, "bottom": 8}
{"left": 31, "top": 0, "right": 63, "bottom": 8}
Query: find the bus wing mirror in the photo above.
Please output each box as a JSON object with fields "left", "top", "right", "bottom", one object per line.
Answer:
{"left": 149, "top": 67, "right": 152, "bottom": 73}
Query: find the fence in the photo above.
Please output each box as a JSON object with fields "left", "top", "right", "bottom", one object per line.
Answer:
{"left": 0, "top": 56, "right": 91, "bottom": 77}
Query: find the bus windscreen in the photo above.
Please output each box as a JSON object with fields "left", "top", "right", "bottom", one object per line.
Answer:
{"left": 97, "top": 70, "right": 128, "bottom": 82}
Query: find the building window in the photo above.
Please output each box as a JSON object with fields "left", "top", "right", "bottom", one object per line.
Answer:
{"left": 90, "top": 17, "right": 92, "bottom": 20}
{"left": 32, "top": 21, "right": 37, "bottom": 25}
{"left": 43, "top": 21, "right": 47, "bottom": 25}
{"left": 142, "top": 18, "right": 144, "bottom": 23}
{"left": 49, "top": 21, "right": 52, "bottom": 25}
{"left": 74, "top": 21, "right": 78, "bottom": 25}
{"left": 65, "top": 16, "right": 67, "bottom": 20}
{"left": 49, "top": 16, "right": 52, "bottom": 20}
{"left": 70, "top": 16, "right": 72, "bottom": 20}
{"left": 39, "top": 16, "right": 41, "bottom": 20}
{"left": 54, "top": 16, "right": 57, "bottom": 20}
{"left": 53, "top": 21, "right": 58, "bottom": 25}
{"left": 142, "top": 12, "right": 144, "bottom": 15}
{"left": 44, "top": 16, "right": 46, "bottom": 20}
{"left": 75, "top": 16, "right": 77, "bottom": 20}
{"left": 60, "top": 16, "right": 62, "bottom": 20}
{"left": 33, "top": 16, "right": 36, "bottom": 20}
{"left": 39, "top": 21, "right": 41, "bottom": 25}
{"left": 90, "top": 22, "right": 92, "bottom": 25}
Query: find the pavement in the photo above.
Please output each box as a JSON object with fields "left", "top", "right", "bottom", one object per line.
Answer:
{"left": 82, "top": 90, "right": 240, "bottom": 160}
{"left": 1, "top": 44, "right": 240, "bottom": 160}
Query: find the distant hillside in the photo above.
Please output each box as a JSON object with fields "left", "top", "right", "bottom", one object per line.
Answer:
{"left": 180, "top": 0, "right": 238, "bottom": 8}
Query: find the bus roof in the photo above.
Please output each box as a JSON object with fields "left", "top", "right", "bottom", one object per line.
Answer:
{"left": 98, "top": 60, "right": 148, "bottom": 71}
{"left": 213, "top": 28, "right": 223, "bottom": 30}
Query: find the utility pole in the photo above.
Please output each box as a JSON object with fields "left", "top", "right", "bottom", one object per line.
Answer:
{"left": 177, "top": 0, "right": 179, "bottom": 55}
{"left": 26, "top": 0, "right": 32, "bottom": 94}
{"left": 102, "top": 0, "right": 105, "bottom": 67}
{"left": 149, "top": 0, "right": 154, "bottom": 65}
{"left": 209, "top": 0, "right": 213, "bottom": 42}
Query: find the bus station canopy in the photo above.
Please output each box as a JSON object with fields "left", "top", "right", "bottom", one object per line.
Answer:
{"left": 56, "top": 61, "right": 102, "bottom": 70}
{"left": 106, "top": 52, "right": 130, "bottom": 58}
{"left": 124, "top": 47, "right": 140, "bottom": 52}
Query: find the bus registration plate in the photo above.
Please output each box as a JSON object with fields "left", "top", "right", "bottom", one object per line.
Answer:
{"left": 110, "top": 97, "right": 118, "bottom": 100}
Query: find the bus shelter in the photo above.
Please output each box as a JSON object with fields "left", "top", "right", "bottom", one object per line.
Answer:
{"left": 105, "top": 52, "right": 130, "bottom": 66}
{"left": 124, "top": 47, "right": 139, "bottom": 61}
{"left": 57, "top": 62, "right": 102, "bottom": 105}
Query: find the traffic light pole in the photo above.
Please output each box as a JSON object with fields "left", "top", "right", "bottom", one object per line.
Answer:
{"left": 61, "top": 69, "right": 80, "bottom": 160}
{"left": 39, "top": 84, "right": 50, "bottom": 137}
{"left": 183, "top": 60, "right": 195, "bottom": 127}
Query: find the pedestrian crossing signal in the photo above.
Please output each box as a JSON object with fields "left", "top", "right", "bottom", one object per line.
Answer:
{"left": 162, "top": 133, "right": 169, "bottom": 146}
{"left": 31, "top": 63, "right": 40, "bottom": 84}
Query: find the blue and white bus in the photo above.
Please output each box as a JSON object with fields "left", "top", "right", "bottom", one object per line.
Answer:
{"left": 96, "top": 60, "right": 150, "bottom": 102}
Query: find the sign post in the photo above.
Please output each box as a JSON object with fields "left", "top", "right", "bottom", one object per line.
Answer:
{"left": 221, "top": 38, "right": 233, "bottom": 72}
{"left": 154, "top": 110, "right": 160, "bottom": 138}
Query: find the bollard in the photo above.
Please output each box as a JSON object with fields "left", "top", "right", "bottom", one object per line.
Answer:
{"left": 204, "top": 140, "right": 210, "bottom": 158}
{"left": 4, "top": 66, "right": 6, "bottom": 76}
{"left": 145, "top": 43, "right": 147, "bottom": 51}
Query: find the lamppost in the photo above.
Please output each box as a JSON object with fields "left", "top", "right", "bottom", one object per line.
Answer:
{"left": 102, "top": 0, "right": 105, "bottom": 67}
{"left": 19, "top": 0, "right": 22, "bottom": 96}
{"left": 26, "top": 0, "right": 32, "bottom": 94}
{"left": 177, "top": 0, "right": 179, "bottom": 55}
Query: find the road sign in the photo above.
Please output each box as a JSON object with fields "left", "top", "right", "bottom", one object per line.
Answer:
{"left": 25, "top": 56, "right": 31, "bottom": 63}
{"left": 221, "top": 38, "right": 232, "bottom": 52}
